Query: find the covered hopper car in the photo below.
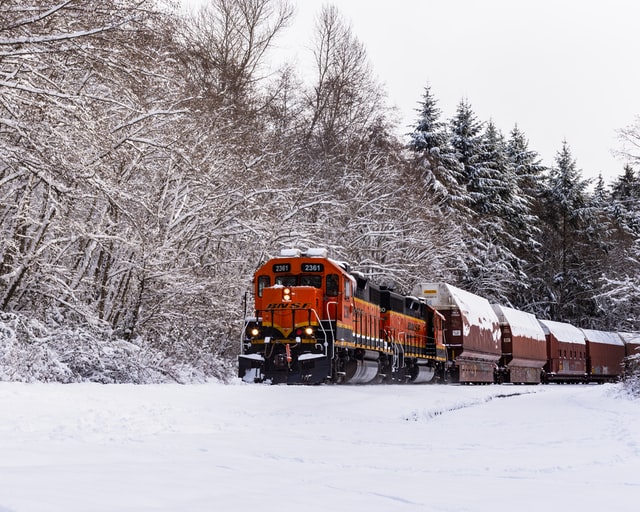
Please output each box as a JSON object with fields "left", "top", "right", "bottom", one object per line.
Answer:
{"left": 492, "top": 304, "right": 547, "bottom": 384}
{"left": 581, "top": 329, "right": 626, "bottom": 383}
{"left": 412, "top": 283, "right": 501, "bottom": 383}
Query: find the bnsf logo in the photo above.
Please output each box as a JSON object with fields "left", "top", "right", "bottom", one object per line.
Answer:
{"left": 267, "top": 303, "right": 312, "bottom": 310}
{"left": 407, "top": 322, "right": 422, "bottom": 332}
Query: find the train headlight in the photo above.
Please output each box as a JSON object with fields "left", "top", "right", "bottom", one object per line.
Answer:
{"left": 250, "top": 327, "right": 260, "bottom": 337}
{"left": 304, "top": 326, "right": 314, "bottom": 336}
{"left": 283, "top": 287, "right": 292, "bottom": 301}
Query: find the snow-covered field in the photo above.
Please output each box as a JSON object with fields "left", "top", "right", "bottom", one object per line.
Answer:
{"left": 1, "top": 381, "right": 638, "bottom": 512}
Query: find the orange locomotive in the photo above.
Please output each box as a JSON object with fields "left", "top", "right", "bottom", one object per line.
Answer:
{"left": 239, "top": 248, "right": 446, "bottom": 384}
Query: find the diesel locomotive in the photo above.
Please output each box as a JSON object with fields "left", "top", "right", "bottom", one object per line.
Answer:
{"left": 239, "top": 248, "right": 446, "bottom": 384}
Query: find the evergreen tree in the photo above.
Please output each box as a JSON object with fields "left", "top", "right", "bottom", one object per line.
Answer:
{"left": 504, "top": 125, "right": 545, "bottom": 308}
{"left": 507, "top": 125, "right": 547, "bottom": 198}
{"left": 449, "top": 98, "right": 483, "bottom": 192}
{"left": 470, "top": 120, "right": 513, "bottom": 216}
{"left": 598, "top": 164, "right": 640, "bottom": 330}
{"left": 446, "top": 107, "right": 518, "bottom": 301}
{"left": 459, "top": 121, "right": 532, "bottom": 304}
{"left": 611, "top": 164, "right": 640, "bottom": 234}
{"left": 535, "top": 141, "right": 599, "bottom": 323}
{"left": 407, "top": 85, "right": 465, "bottom": 211}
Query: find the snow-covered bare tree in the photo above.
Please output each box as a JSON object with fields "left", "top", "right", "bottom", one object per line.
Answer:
{"left": 303, "top": 5, "right": 387, "bottom": 158}
{"left": 0, "top": 0, "right": 177, "bottom": 319}
{"left": 0, "top": 0, "right": 246, "bottom": 381}
{"left": 180, "top": 0, "right": 293, "bottom": 114}
{"left": 617, "top": 115, "right": 640, "bottom": 166}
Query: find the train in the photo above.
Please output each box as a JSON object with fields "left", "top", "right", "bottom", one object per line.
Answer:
{"left": 239, "top": 249, "right": 639, "bottom": 385}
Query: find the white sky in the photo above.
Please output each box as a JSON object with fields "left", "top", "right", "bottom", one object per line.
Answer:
{"left": 184, "top": 0, "right": 640, "bottom": 184}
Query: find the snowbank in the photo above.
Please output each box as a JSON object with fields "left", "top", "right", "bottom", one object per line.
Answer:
{"left": 0, "top": 382, "right": 638, "bottom": 512}
{"left": 0, "top": 312, "right": 229, "bottom": 384}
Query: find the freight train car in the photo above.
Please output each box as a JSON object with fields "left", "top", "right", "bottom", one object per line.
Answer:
{"left": 491, "top": 304, "right": 547, "bottom": 384}
{"left": 581, "top": 329, "right": 625, "bottom": 382}
{"left": 538, "top": 320, "right": 586, "bottom": 383}
{"left": 619, "top": 332, "right": 640, "bottom": 358}
{"left": 412, "top": 283, "right": 501, "bottom": 383}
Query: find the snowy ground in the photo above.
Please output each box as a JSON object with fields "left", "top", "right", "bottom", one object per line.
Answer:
{"left": 1, "top": 381, "right": 638, "bottom": 512}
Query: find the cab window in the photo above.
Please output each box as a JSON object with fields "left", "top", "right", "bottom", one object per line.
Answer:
{"left": 344, "top": 280, "right": 351, "bottom": 299}
{"left": 257, "top": 276, "right": 270, "bottom": 297}
{"left": 326, "top": 274, "right": 339, "bottom": 296}
{"left": 300, "top": 275, "right": 322, "bottom": 288}
{"left": 275, "top": 275, "right": 298, "bottom": 287}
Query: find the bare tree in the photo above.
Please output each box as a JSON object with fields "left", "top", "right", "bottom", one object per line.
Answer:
{"left": 181, "top": 0, "right": 293, "bottom": 111}
{"left": 617, "top": 116, "right": 640, "bottom": 166}
{"left": 304, "top": 5, "right": 387, "bottom": 155}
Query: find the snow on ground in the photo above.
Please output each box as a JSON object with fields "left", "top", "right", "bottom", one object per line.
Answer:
{"left": 1, "top": 382, "right": 639, "bottom": 512}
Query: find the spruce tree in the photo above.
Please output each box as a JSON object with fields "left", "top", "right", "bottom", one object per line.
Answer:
{"left": 471, "top": 120, "right": 513, "bottom": 216}
{"left": 407, "top": 85, "right": 466, "bottom": 211}
{"left": 611, "top": 164, "right": 640, "bottom": 234}
{"left": 535, "top": 141, "right": 599, "bottom": 323}
{"left": 507, "top": 125, "right": 547, "bottom": 198}
{"left": 449, "top": 98, "right": 483, "bottom": 192}
{"left": 504, "top": 125, "right": 545, "bottom": 308}
{"left": 599, "top": 164, "right": 640, "bottom": 330}
{"left": 448, "top": 108, "right": 520, "bottom": 302}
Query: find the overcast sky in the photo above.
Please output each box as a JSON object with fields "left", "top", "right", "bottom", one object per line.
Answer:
{"left": 185, "top": 0, "right": 640, "bottom": 184}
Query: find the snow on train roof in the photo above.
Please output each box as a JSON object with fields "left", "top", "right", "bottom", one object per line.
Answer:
{"left": 537, "top": 319, "right": 586, "bottom": 345}
{"left": 491, "top": 304, "right": 546, "bottom": 342}
{"left": 413, "top": 283, "right": 500, "bottom": 341}
{"left": 618, "top": 331, "right": 640, "bottom": 348}
{"left": 580, "top": 328, "right": 624, "bottom": 346}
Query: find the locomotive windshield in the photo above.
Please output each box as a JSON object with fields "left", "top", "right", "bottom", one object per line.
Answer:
{"left": 255, "top": 270, "right": 341, "bottom": 297}
{"left": 275, "top": 275, "right": 322, "bottom": 288}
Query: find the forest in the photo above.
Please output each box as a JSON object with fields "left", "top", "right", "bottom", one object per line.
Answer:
{"left": 1, "top": 0, "right": 639, "bottom": 383}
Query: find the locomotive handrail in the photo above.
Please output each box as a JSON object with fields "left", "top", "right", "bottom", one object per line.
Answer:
{"left": 326, "top": 301, "right": 338, "bottom": 360}
{"left": 240, "top": 291, "right": 249, "bottom": 355}
{"left": 309, "top": 306, "right": 330, "bottom": 360}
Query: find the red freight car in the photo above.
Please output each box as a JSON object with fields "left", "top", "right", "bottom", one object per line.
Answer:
{"left": 538, "top": 319, "right": 586, "bottom": 383}
{"left": 413, "top": 283, "right": 501, "bottom": 383}
{"left": 581, "top": 329, "right": 626, "bottom": 382}
{"left": 619, "top": 332, "right": 640, "bottom": 358}
{"left": 492, "top": 304, "right": 547, "bottom": 384}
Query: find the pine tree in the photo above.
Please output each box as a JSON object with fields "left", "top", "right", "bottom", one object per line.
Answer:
{"left": 611, "top": 164, "right": 640, "bottom": 234}
{"left": 535, "top": 141, "right": 599, "bottom": 323}
{"left": 450, "top": 98, "right": 483, "bottom": 193}
{"left": 504, "top": 125, "right": 545, "bottom": 308}
{"left": 598, "top": 164, "right": 640, "bottom": 330}
{"left": 507, "top": 125, "right": 547, "bottom": 198}
{"left": 407, "top": 85, "right": 465, "bottom": 211}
